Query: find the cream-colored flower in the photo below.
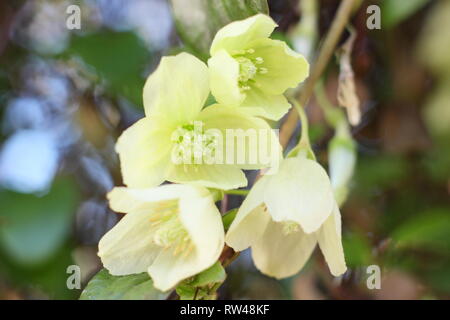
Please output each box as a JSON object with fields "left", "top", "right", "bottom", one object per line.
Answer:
{"left": 98, "top": 184, "right": 225, "bottom": 291}
{"left": 225, "top": 156, "right": 347, "bottom": 279}
{"left": 117, "top": 52, "right": 280, "bottom": 190}
{"left": 208, "top": 14, "right": 309, "bottom": 120}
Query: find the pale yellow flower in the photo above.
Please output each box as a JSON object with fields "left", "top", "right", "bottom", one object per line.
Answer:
{"left": 208, "top": 14, "right": 309, "bottom": 120}
{"left": 225, "top": 156, "right": 347, "bottom": 279}
{"left": 98, "top": 184, "right": 224, "bottom": 291}
{"left": 117, "top": 52, "right": 280, "bottom": 190}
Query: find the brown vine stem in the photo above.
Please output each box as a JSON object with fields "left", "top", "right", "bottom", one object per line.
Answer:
{"left": 279, "top": 0, "right": 357, "bottom": 149}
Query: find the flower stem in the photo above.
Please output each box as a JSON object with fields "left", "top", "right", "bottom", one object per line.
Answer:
{"left": 292, "top": 99, "right": 310, "bottom": 147}
{"left": 280, "top": 0, "right": 357, "bottom": 149}
{"left": 315, "top": 78, "right": 346, "bottom": 128}
{"left": 224, "top": 189, "right": 249, "bottom": 196}
{"left": 286, "top": 99, "right": 316, "bottom": 160}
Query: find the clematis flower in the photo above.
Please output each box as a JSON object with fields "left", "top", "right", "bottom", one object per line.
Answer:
{"left": 225, "top": 156, "right": 347, "bottom": 279}
{"left": 117, "top": 52, "right": 280, "bottom": 190}
{"left": 208, "top": 14, "right": 309, "bottom": 120}
{"left": 98, "top": 184, "right": 224, "bottom": 291}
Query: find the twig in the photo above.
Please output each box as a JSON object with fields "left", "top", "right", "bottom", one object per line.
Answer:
{"left": 279, "top": 0, "right": 357, "bottom": 149}
{"left": 220, "top": 194, "right": 228, "bottom": 214}
{"left": 193, "top": 287, "right": 200, "bottom": 300}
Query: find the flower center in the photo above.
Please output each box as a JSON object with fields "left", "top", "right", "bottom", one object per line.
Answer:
{"left": 171, "top": 121, "right": 217, "bottom": 165}
{"left": 232, "top": 48, "right": 268, "bottom": 92}
{"left": 281, "top": 221, "right": 300, "bottom": 235}
{"left": 237, "top": 57, "right": 257, "bottom": 82}
{"left": 150, "top": 201, "right": 194, "bottom": 256}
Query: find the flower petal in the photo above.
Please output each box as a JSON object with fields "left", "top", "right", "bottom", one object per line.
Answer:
{"left": 98, "top": 210, "right": 160, "bottom": 275}
{"left": 143, "top": 52, "right": 209, "bottom": 123}
{"left": 225, "top": 178, "right": 271, "bottom": 251}
{"left": 250, "top": 38, "right": 309, "bottom": 95}
{"left": 210, "top": 14, "right": 277, "bottom": 55}
{"left": 167, "top": 164, "right": 247, "bottom": 190}
{"left": 329, "top": 144, "right": 356, "bottom": 189}
{"left": 241, "top": 88, "right": 292, "bottom": 120}
{"left": 263, "top": 157, "right": 335, "bottom": 233}
{"left": 251, "top": 219, "right": 317, "bottom": 279}
{"left": 148, "top": 186, "right": 224, "bottom": 291}
{"left": 107, "top": 185, "right": 184, "bottom": 214}
{"left": 147, "top": 249, "right": 199, "bottom": 292}
{"left": 178, "top": 187, "right": 224, "bottom": 260}
{"left": 208, "top": 49, "right": 245, "bottom": 107}
{"left": 329, "top": 137, "right": 356, "bottom": 205}
{"left": 198, "top": 104, "right": 282, "bottom": 170}
{"left": 116, "top": 116, "right": 173, "bottom": 188}
{"left": 316, "top": 204, "right": 347, "bottom": 276}
{"left": 100, "top": 185, "right": 193, "bottom": 276}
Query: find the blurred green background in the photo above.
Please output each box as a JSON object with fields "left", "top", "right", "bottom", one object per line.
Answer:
{"left": 0, "top": 0, "right": 449, "bottom": 300}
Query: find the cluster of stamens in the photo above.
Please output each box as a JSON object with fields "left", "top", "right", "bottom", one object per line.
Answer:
{"left": 262, "top": 205, "right": 301, "bottom": 235}
{"left": 281, "top": 221, "right": 301, "bottom": 235}
{"left": 232, "top": 48, "right": 268, "bottom": 92}
{"left": 149, "top": 201, "right": 194, "bottom": 257}
{"left": 171, "top": 121, "right": 217, "bottom": 165}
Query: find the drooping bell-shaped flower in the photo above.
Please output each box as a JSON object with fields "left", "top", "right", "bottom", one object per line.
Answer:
{"left": 225, "top": 156, "right": 347, "bottom": 279}
{"left": 117, "top": 52, "right": 280, "bottom": 190}
{"left": 208, "top": 14, "right": 310, "bottom": 120}
{"left": 98, "top": 184, "right": 225, "bottom": 291}
{"left": 328, "top": 121, "right": 356, "bottom": 206}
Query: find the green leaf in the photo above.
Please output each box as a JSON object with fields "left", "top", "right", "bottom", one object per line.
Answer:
{"left": 169, "top": 0, "right": 269, "bottom": 60}
{"left": 192, "top": 261, "right": 226, "bottom": 287}
{"left": 0, "top": 178, "right": 78, "bottom": 266}
{"left": 0, "top": 242, "right": 78, "bottom": 299}
{"left": 354, "top": 154, "right": 409, "bottom": 196}
{"left": 342, "top": 231, "right": 373, "bottom": 268}
{"left": 422, "top": 143, "right": 450, "bottom": 184}
{"left": 222, "top": 208, "right": 238, "bottom": 231}
{"left": 424, "top": 264, "right": 450, "bottom": 294}
{"left": 392, "top": 208, "right": 450, "bottom": 252}
{"left": 80, "top": 269, "right": 169, "bottom": 300}
{"left": 65, "top": 31, "right": 152, "bottom": 106}
{"left": 176, "top": 261, "right": 226, "bottom": 300}
{"left": 382, "top": 0, "right": 430, "bottom": 28}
